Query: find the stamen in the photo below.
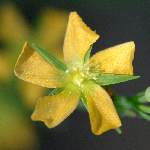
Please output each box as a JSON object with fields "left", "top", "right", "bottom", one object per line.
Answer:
{"left": 63, "top": 61, "right": 103, "bottom": 88}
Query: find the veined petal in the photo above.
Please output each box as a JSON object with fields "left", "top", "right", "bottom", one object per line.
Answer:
{"left": 63, "top": 12, "right": 99, "bottom": 63}
{"left": 90, "top": 42, "right": 135, "bottom": 75}
{"left": 31, "top": 85, "right": 80, "bottom": 128}
{"left": 14, "top": 42, "right": 63, "bottom": 88}
{"left": 83, "top": 82, "right": 121, "bottom": 135}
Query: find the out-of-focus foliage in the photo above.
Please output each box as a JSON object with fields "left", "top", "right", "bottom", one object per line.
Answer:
{"left": 0, "top": 84, "right": 38, "bottom": 150}
{"left": 0, "top": 3, "right": 68, "bottom": 108}
{"left": 114, "top": 87, "right": 150, "bottom": 121}
{"left": 0, "top": 3, "right": 68, "bottom": 149}
{"left": 0, "top": 55, "right": 11, "bottom": 80}
{"left": 33, "top": 9, "right": 68, "bottom": 60}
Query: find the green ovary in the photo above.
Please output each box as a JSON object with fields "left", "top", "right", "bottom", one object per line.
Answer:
{"left": 63, "top": 62, "right": 97, "bottom": 90}
{"left": 71, "top": 71, "right": 85, "bottom": 87}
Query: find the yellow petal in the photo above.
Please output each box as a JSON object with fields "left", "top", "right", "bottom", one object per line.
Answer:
{"left": 31, "top": 85, "right": 80, "bottom": 128}
{"left": 63, "top": 12, "right": 99, "bottom": 63}
{"left": 83, "top": 82, "right": 121, "bottom": 135}
{"left": 14, "top": 42, "right": 63, "bottom": 88}
{"left": 35, "top": 9, "right": 68, "bottom": 60}
{"left": 90, "top": 41, "right": 135, "bottom": 75}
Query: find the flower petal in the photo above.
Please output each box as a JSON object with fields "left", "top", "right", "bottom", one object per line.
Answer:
{"left": 63, "top": 12, "right": 99, "bottom": 63}
{"left": 90, "top": 42, "right": 135, "bottom": 75}
{"left": 14, "top": 42, "right": 63, "bottom": 88}
{"left": 31, "top": 85, "right": 80, "bottom": 128}
{"left": 83, "top": 82, "right": 121, "bottom": 135}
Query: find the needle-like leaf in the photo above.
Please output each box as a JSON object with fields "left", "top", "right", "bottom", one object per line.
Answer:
{"left": 145, "top": 87, "right": 150, "bottom": 102}
{"left": 84, "top": 44, "right": 93, "bottom": 63}
{"left": 48, "top": 88, "right": 64, "bottom": 96}
{"left": 96, "top": 74, "right": 140, "bottom": 86}
{"left": 31, "top": 43, "right": 67, "bottom": 71}
{"left": 138, "top": 111, "right": 150, "bottom": 121}
{"left": 138, "top": 105, "right": 150, "bottom": 114}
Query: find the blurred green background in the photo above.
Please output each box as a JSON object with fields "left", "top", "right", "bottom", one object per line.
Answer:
{"left": 0, "top": 0, "right": 150, "bottom": 150}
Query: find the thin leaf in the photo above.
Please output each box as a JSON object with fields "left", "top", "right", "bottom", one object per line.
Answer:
{"left": 123, "top": 110, "right": 136, "bottom": 117}
{"left": 135, "top": 92, "right": 147, "bottom": 103}
{"left": 115, "top": 128, "right": 122, "bottom": 134}
{"left": 145, "top": 87, "right": 150, "bottom": 102}
{"left": 138, "top": 105, "right": 150, "bottom": 114}
{"left": 138, "top": 111, "right": 150, "bottom": 121}
{"left": 84, "top": 45, "right": 93, "bottom": 63}
{"left": 48, "top": 88, "right": 64, "bottom": 96}
{"left": 96, "top": 74, "right": 140, "bottom": 86}
{"left": 31, "top": 43, "right": 67, "bottom": 71}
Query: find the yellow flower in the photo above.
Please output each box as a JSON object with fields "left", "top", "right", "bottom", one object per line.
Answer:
{"left": 14, "top": 12, "right": 136, "bottom": 135}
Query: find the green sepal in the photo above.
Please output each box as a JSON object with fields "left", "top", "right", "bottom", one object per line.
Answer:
{"left": 80, "top": 95, "right": 88, "bottom": 110}
{"left": 84, "top": 44, "right": 93, "bottom": 63}
{"left": 78, "top": 101, "right": 87, "bottom": 112}
{"left": 96, "top": 74, "right": 140, "bottom": 86}
{"left": 31, "top": 43, "right": 67, "bottom": 71}
{"left": 48, "top": 88, "right": 64, "bottom": 96}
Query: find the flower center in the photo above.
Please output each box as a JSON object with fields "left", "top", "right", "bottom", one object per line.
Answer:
{"left": 64, "top": 62, "right": 89, "bottom": 88}
{"left": 62, "top": 62, "right": 101, "bottom": 89}
{"left": 72, "top": 71, "right": 84, "bottom": 87}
